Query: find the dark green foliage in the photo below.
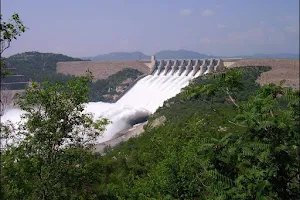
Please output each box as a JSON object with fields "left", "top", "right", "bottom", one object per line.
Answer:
{"left": 88, "top": 68, "right": 143, "bottom": 102}
{"left": 93, "top": 66, "right": 299, "bottom": 199}
{"left": 1, "top": 74, "right": 108, "bottom": 199}
{"left": 5, "top": 51, "right": 83, "bottom": 83}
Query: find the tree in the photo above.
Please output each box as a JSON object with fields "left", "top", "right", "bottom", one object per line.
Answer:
{"left": 1, "top": 13, "right": 26, "bottom": 78}
{"left": 182, "top": 69, "right": 243, "bottom": 106}
{"left": 183, "top": 69, "right": 299, "bottom": 199}
{"left": 1, "top": 73, "right": 109, "bottom": 199}
{"left": 225, "top": 83, "right": 300, "bottom": 199}
{"left": 1, "top": 13, "right": 27, "bottom": 115}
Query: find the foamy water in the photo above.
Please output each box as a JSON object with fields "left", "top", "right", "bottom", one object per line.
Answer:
{"left": 1, "top": 66, "right": 207, "bottom": 144}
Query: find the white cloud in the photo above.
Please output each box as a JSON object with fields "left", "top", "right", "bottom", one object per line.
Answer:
{"left": 202, "top": 9, "right": 215, "bottom": 17}
{"left": 217, "top": 24, "right": 228, "bottom": 28}
{"left": 285, "top": 26, "right": 299, "bottom": 33}
{"left": 180, "top": 9, "right": 192, "bottom": 16}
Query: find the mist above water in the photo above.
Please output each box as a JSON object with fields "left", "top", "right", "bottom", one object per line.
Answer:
{"left": 1, "top": 67, "right": 202, "bottom": 143}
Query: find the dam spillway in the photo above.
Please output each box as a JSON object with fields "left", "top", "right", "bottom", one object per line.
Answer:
{"left": 117, "top": 59, "right": 224, "bottom": 113}
{"left": 2, "top": 58, "right": 224, "bottom": 144}
{"left": 86, "top": 58, "right": 224, "bottom": 142}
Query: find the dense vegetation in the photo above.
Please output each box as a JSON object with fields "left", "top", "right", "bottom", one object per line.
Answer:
{"left": 94, "top": 66, "right": 299, "bottom": 199}
{"left": 4, "top": 51, "right": 85, "bottom": 82}
{"left": 4, "top": 52, "right": 143, "bottom": 102}
{"left": 1, "top": 74, "right": 109, "bottom": 199}
{"left": 88, "top": 68, "right": 143, "bottom": 102}
{"left": 1, "top": 66, "right": 299, "bottom": 199}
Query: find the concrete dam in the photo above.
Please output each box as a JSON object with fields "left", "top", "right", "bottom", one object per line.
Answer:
{"left": 149, "top": 58, "right": 224, "bottom": 76}
{"left": 2, "top": 58, "right": 224, "bottom": 145}
{"left": 85, "top": 57, "right": 224, "bottom": 142}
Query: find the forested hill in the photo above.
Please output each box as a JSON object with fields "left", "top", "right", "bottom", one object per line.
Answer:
{"left": 5, "top": 51, "right": 86, "bottom": 82}
{"left": 4, "top": 51, "right": 143, "bottom": 102}
{"left": 95, "top": 66, "right": 299, "bottom": 199}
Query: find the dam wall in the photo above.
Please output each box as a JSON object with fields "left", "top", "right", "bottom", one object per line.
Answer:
{"left": 150, "top": 58, "right": 225, "bottom": 76}
{"left": 222, "top": 58, "right": 244, "bottom": 67}
{"left": 57, "top": 58, "right": 228, "bottom": 81}
{"left": 113, "top": 58, "right": 225, "bottom": 107}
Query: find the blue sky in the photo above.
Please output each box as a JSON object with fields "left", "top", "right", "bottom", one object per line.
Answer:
{"left": 2, "top": 0, "right": 299, "bottom": 57}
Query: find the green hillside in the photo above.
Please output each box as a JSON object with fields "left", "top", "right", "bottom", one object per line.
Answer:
{"left": 2, "top": 65, "right": 299, "bottom": 199}
{"left": 89, "top": 68, "right": 143, "bottom": 102}
{"left": 5, "top": 51, "right": 85, "bottom": 82}
{"left": 4, "top": 52, "right": 143, "bottom": 102}
{"left": 94, "top": 66, "right": 299, "bottom": 199}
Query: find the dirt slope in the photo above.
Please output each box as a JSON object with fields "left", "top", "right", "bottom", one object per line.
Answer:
{"left": 229, "top": 59, "right": 299, "bottom": 89}
{"left": 57, "top": 61, "right": 151, "bottom": 80}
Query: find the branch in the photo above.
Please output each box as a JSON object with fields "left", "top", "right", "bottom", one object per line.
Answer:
{"left": 270, "top": 110, "right": 274, "bottom": 117}
{"left": 288, "top": 170, "right": 300, "bottom": 183}
{"left": 226, "top": 87, "right": 239, "bottom": 108}
{"left": 0, "top": 40, "right": 11, "bottom": 54}
{"left": 228, "top": 120, "right": 247, "bottom": 128}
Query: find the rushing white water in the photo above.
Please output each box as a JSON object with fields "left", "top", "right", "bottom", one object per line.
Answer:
{"left": 1, "top": 65, "right": 205, "bottom": 144}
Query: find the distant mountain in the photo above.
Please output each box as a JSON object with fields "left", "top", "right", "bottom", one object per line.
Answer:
{"left": 85, "top": 51, "right": 150, "bottom": 61}
{"left": 84, "top": 50, "right": 299, "bottom": 61}
{"left": 85, "top": 50, "right": 215, "bottom": 61}
{"left": 154, "top": 49, "right": 213, "bottom": 59}
{"left": 241, "top": 53, "right": 299, "bottom": 59}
